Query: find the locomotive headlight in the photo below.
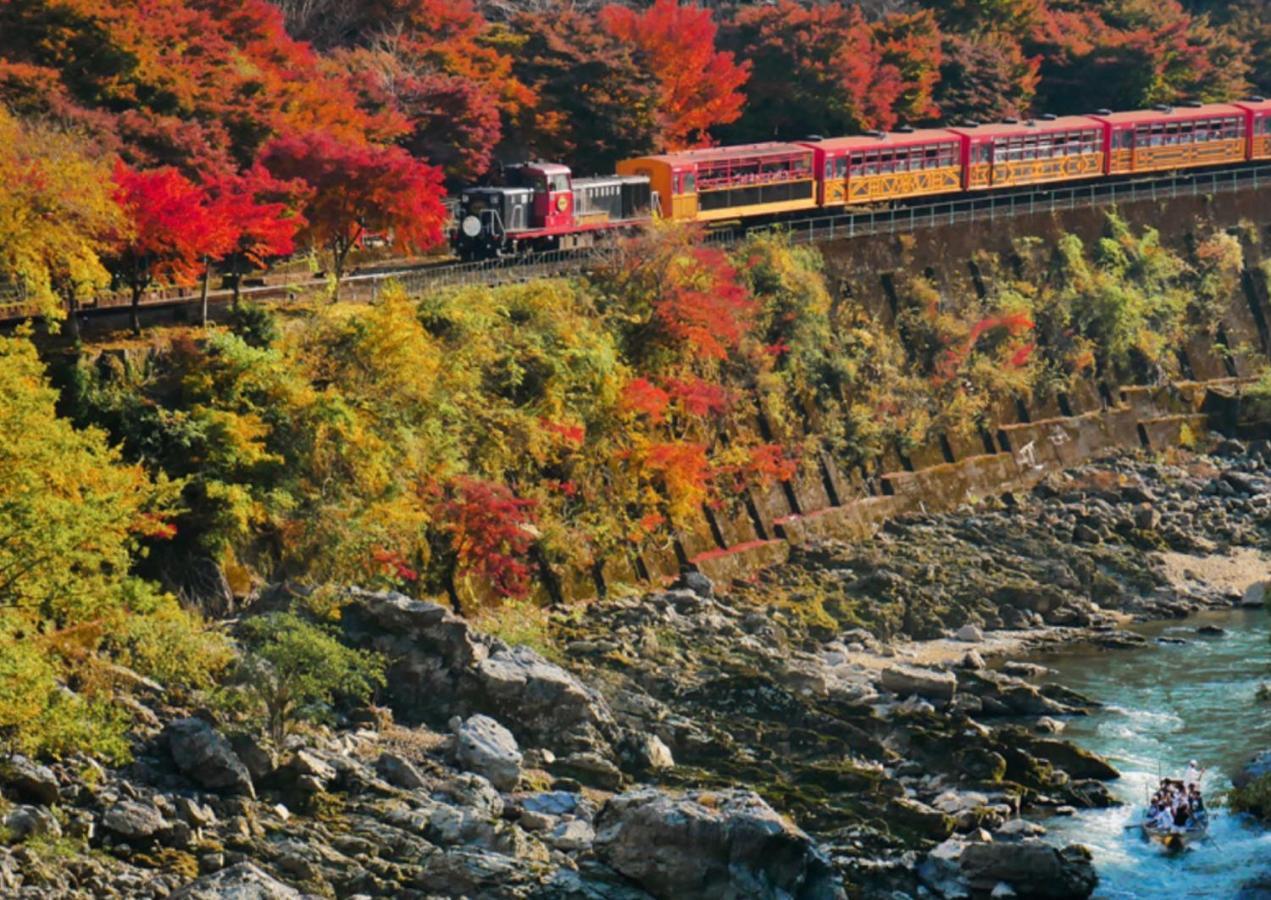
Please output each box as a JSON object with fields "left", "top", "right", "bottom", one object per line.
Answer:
{"left": 460, "top": 215, "right": 483, "bottom": 238}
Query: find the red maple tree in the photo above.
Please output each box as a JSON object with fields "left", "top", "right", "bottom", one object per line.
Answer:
{"left": 204, "top": 164, "right": 308, "bottom": 310}
{"left": 601, "top": 0, "right": 749, "bottom": 149}
{"left": 110, "top": 162, "right": 233, "bottom": 334}
{"left": 260, "top": 131, "right": 447, "bottom": 298}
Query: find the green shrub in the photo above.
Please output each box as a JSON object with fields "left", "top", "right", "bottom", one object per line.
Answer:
{"left": 234, "top": 612, "right": 385, "bottom": 744}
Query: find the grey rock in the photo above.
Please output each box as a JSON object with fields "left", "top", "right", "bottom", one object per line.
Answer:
{"left": 4, "top": 805, "right": 62, "bottom": 842}
{"left": 473, "top": 644, "right": 617, "bottom": 747}
{"left": 1233, "top": 749, "right": 1271, "bottom": 789}
{"left": 522, "top": 791, "right": 582, "bottom": 818}
{"left": 593, "top": 787, "right": 845, "bottom": 899}
{"left": 995, "top": 818, "right": 1046, "bottom": 838}
{"left": 171, "top": 861, "right": 302, "bottom": 899}
{"left": 0, "top": 755, "right": 59, "bottom": 805}
{"left": 620, "top": 732, "right": 674, "bottom": 773}
{"left": 960, "top": 838, "right": 1097, "bottom": 898}
{"left": 434, "top": 772, "right": 504, "bottom": 818}
{"left": 955, "top": 624, "right": 984, "bottom": 642}
{"left": 167, "top": 718, "right": 255, "bottom": 798}
{"left": 678, "top": 570, "right": 715, "bottom": 598}
{"left": 552, "top": 751, "right": 624, "bottom": 790}
{"left": 376, "top": 752, "right": 428, "bottom": 791}
{"left": 102, "top": 800, "right": 168, "bottom": 843}
{"left": 546, "top": 818, "right": 596, "bottom": 852}
{"left": 917, "top": 838, "right": 970, "bottom": 899}
{"left": 880, "top": 664, "right": 957, "bottom": 702}
{"left": 283, "top": 749, "right": 335, "bottom": 788}
{"left": 454, "top": 714, "right": 522, "bottom": 791}
{"left": 176, "top": 797, "right": 217, "bottom": 829}
{"left": 960, "top": 651, "right": 986, "bottom": 670}
{"left": 229, "top": 734, "right": 276, "bottom": 782}
{"left": 1241, "top": 581, "right": 1268, "bottom": 608}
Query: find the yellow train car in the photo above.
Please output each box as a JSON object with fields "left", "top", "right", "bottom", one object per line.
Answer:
{"left": 798, "top": 129, "right": 963, "bottom": 206}
{"left": 1091, "top": 104, "right": 1247, "bottom": 175}
{"left": 948, "top": 117, "right": 1105, "bottom": 190}
{"left": 616, "top": 143, "right": 817, "bottom": 223}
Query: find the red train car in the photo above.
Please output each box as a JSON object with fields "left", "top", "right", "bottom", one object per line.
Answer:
{"left": 948, "top": 116, "right": 1105, "bottom": 190}
{"left": 1091, "top": 104, "right": 1247, "bottom": 175}
{"left": 1235, "top": 98, "right": 1271, "bottom": 161}
{"left": 798, "top": 129, "right": 963, "bottom": 206}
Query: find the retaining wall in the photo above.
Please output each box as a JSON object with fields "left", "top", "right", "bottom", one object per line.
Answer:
{"left": 570, "top": 185, "right": 1271, "bottom": 598}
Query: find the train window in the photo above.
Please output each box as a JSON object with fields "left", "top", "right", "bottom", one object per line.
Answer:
{"left": 684, "top": 173, "right": 696, "bottom": 192}
{"left": 836, "top": 157, "right": 848, "bottom": 177}
{"left": 1261, "top": 117, "right": 1271, "bottom": 135}
{"left": 673, "top": 174, "right": 681, "bottom": 194}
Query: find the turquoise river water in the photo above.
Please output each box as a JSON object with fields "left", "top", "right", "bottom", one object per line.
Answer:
{"left": 1024, "top": 607, "right": 1270, "bottom": 899}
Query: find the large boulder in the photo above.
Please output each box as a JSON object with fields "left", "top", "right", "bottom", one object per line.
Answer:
{"left": 454, "top": 714, "right": 523, "bottom": 791}
{"left": 960, "top": 838, "right": 1097, "bottom": 898}
{"left": 4, "top": 805, "right": 62, "bottom": 842}
{"left": 1234, "top": 749, "right": 1271, "bottom": 789}
{"left": 166, "top": 718, "right": 255, "bottom": 798}
{"left": 0, "top": 755, "right": 59, "bottom": 805}
{"left": 593, "top": 788, "right": 844, "bottom": 900}
{"left": 342, "top": 590, "right": 616, "bottom": 753}
{"left": 880, "top": 664, "right": 957, "bottom": 702}
{"left": 172, "top": 862, "right": 302, "bottom": 899}
{"left": 101, "top": 800, "right": 168, "bottom": 844}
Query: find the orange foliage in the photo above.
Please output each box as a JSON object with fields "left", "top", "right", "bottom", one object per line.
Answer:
{"left": 601, "top": 0, "right": 749, "bottom": 149}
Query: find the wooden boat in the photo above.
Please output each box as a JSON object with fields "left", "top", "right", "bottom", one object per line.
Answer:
{"left": 1140, "top": 814, "right": 1208, "bottom": 851}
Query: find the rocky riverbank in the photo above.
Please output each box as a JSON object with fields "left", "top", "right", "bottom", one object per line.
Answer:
{"left": 1, "top": 447, "right": 1268, "bottom": 899}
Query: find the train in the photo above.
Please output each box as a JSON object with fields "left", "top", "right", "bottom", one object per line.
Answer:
{"left": 451, "top": 99, "right": 1271, "bottom": 260}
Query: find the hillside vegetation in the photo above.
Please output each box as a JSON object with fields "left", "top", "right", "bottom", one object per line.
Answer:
{"left": 1, "top": 213, "right": 1260, "bottom": 761}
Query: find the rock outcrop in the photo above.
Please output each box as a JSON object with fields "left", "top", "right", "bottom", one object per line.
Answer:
{"left": 593, "top": 788, "right": 844, "bottom": 900}
{"left": 960, "top": 838, "right": 1098, "bottom": 898}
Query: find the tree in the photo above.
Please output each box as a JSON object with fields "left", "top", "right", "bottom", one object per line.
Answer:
{"left": 600, "top": 0, "right": 749, "bottom": 149}
{"left": 0, "top": 106, "right": 123, "bottom": 337}
{"left": 1027, "top": 0, "right": 1250, "bottom": 113}
{"left": 205, "top": 164, "right": 307, "bottom": 318}
{"left": 509, "top": 9, "right": 660, "bottom": 174}
{"left": 0, "top": 333, "right": 227, "bottom": 761}
{"left": 340, "top": 44, "right": 503, "bottom": 182}
{"left": 236, "top": 612, "right": 385, "bottom": 745}
{"left": 724, "top": 1, "right": 939, "bottom": 142}
{"left": 109, "top": 162, "right": 232, "bottom": 334}
{"left": 261, "top": 131, "right": 446, "bottom": 298}
{"left": 0, "top": 0, "right": 373, "bottom": 175}
{"left": 936, "top": 31, "right": 1040, "bottom": 122}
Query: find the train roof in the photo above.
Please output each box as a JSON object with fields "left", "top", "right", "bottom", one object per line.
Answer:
{"left": 947, "top": 115, "right": 1103, "bottom": 138}
{"left": 801, "top": 128, "right": 962, "bottom": 151}
{"left": 626, "top": 142, "right": 812, "bottom": 168}
{"left": 1089, "top": 103, "right": 1245, "bottom": 125}
{"left": 1234, "top": 98, "right": 1271, "bottom": 115}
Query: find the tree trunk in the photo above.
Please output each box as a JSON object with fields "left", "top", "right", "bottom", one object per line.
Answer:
{"left": 231, "top": 257, "right": 242, "bottom": 309}
{"left": 199, "top": 256, "right": 211, "bottom": 327}
{"left": 130, "top": 283, "right": 143, "bottom": 335}
{"left": 65, "top": 293, "right": 81, "bottom": 341}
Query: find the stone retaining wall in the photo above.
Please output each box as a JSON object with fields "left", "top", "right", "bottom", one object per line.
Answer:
{"left": 560, "top": 187, "right": 1271, "bottom": 599}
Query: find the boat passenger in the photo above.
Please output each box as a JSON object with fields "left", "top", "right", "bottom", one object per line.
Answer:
{"left": 1173, "top": 802, "right": 1191, "bottom": 829}
{"left": 1185, "top": 760, "right": 1204, "bottom": 789}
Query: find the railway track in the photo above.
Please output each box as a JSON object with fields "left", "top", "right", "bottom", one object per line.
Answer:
{"left": 3, "top": 162, "right": 1268, "bottom": 325}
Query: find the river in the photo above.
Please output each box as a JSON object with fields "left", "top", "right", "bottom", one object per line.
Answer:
{"left": 1021, "top": 607, "right": 1270, "bottom": 898}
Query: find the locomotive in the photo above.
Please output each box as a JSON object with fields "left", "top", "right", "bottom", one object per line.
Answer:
{"left": 453, "top": 162, "right": 652, "bottom": 260}
{"left": 453, "top": 99, "right": 1271, "bottom": 260}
